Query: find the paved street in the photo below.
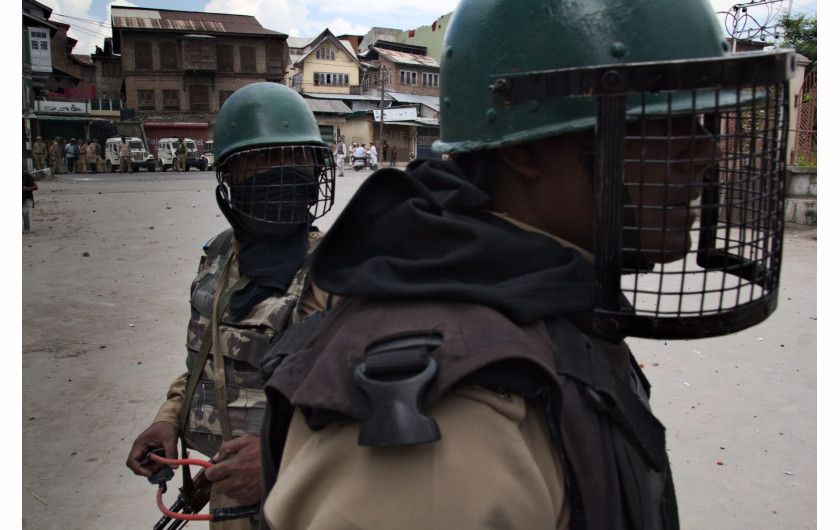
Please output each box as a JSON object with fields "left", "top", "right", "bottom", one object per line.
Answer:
{"left": 21, "top": 169, "right": 816, "bottom": 529}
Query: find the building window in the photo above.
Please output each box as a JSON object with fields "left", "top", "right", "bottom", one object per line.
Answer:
{"left": 186, "top": 40, "right": 215, "bottom": 70}
{"left": 240, "top": 46, "right": 256, "bottom": 72}
{"left": 189, "top": 85, "right": 210, "bottom": 111}
{"left": 135, "top": 42, "right": 152, "bottom": 70}
{"left": 160, "top": 42, "right": 177, "bottom": 70}
{"left": 400, "top": 70, "right": 417, "bottom": 86}
{"left": 138, "top": 89, "right": 155, "bottom": 110}
{"left": 102, "top": 61, "right": 121, "bottom": 77}
{"left": 422, "top": 73, "right": 439, "bottom": 87}
{"left": 217, "top": 45, "right": 233, "bottom": 72}
{"left": 267, "top": 40, "right": 285, "bottom": 74}
{"left": 28, "top": 29, "right": 50, "bottom": 70}
{"left": 313, "top": 72, "right": 349, "bottom": 87}
{"left": 315, "top": 46, "right": 335, "bottom": 60}
{"left": 219, "top": 91, "right": 234, "bottom": 108}
{"left": 163, "top": 90, "right": 180, "bottom": 110}
{"left": 82, "top": 68, "right": 95, "bottom": 83}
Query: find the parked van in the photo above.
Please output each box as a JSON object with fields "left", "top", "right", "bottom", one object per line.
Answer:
{"left": 203, "top": 140, "right": 214, "bottom": 171}
{"left": 157, "top": 137, "right": 206, "bottom": 171}
{"left": 104, "top": 136, "right": 155, "bottom": 172}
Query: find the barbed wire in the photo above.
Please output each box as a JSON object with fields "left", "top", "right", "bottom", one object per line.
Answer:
{"left": 717, "top": 0, "right": 789, "bottom": 43}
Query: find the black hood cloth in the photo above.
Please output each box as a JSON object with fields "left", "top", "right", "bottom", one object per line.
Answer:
{"left": 216, "top": 186, "right": 311, "bottom": 321}
{"left": 310, "top": 159, "right": 599, "bottom": 328}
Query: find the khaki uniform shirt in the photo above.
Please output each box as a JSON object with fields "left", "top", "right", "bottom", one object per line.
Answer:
{"left": 264, "top": 387, "right": 571, "bottom": 529}
{"left": 262, "top": 215, "right": 577, "bottom": 529}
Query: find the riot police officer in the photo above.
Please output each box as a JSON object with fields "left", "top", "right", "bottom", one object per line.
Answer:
{"left": 259, "top": 1, "right": 793, "bottom": 528}
{"left": 126, "top": 83, "right": 335, "bottom": 529}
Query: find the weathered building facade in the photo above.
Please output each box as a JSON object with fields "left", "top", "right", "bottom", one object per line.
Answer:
{"left": 359, "top": 41, "right": 440, "bottom": 98}
{"left": 111, "top": 6, "right": 289, "bottom": 124}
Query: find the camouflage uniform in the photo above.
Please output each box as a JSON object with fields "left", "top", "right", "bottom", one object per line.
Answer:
{"left": 153, "top": 228, "right": 327, "bottom": 530}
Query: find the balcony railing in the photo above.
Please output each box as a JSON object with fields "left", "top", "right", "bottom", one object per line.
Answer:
{"left": 90, "top": 98, "right": 125, "bottom": 111}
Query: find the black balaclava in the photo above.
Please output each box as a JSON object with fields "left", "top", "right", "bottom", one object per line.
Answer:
{"left": 216, "top": 167, "right": 318, "bottom": 320}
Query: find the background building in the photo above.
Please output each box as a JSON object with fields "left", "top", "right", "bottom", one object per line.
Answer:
{"left": 287, "top": 29, "right": 362, "bottom": 95}
{"left": 110, "top": 6, "right": 289, "bottom": 154}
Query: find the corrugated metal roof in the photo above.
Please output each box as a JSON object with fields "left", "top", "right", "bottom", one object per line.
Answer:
{"left": 287, "top": 36, "right": 312, "bottom": 49}
{"left": 339, "top": 39, "right": 355, "bottom": 56}
{"left": 304, "top": 99, "right": 353, "bottom": 114}
{"left": 386, "top": 92, "right": 440, "bottom": 111}
{"left": 380, "top": 119, "right": 440, "bottom": 128}
{"left": 374, "top": 47, "right": 440, "bottom": 68}
{"left": 111, "top": 7, "right": 283, "bottom": 36}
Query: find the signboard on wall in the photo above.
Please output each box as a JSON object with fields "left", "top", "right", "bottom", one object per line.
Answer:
{"left": 36, "top": 99, "right": 89, "bottom": 114}
{"left": 373, "top": 107, "right": 418, "bottom": 122}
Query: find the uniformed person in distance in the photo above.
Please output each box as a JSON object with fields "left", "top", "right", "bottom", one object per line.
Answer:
{"left": 126, "top": 82, "right": 336, "bottom": 529}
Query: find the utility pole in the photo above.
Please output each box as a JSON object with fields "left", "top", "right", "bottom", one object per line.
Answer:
{"left": 378, "top": 66, "right": 386, "bottom": 151}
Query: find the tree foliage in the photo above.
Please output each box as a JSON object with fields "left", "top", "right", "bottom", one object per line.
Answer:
{"left": 778, "top": 13, "right": 816, "bottom": 71}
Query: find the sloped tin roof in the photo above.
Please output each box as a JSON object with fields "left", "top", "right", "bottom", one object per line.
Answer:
{"left": 111, "top": 7, "right": 284, "bottom": 36}
{"left": 304, "top": 98, "right": 353, "bottom": 114}
{"left": 387, "top": 91, "right": 440, "bottom": 111}
{"left": 374, "top": 47, "right": 440, "bottom": 68}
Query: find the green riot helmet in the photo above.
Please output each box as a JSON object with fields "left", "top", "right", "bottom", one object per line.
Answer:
{"left": 436, "top": 0, "right": 795, "bottom": 340}
{"left": 435, "top": 0, "right": 732, "bottom": 154}
{"left": 214, "top": 82, "right": 335, "bottom": 224}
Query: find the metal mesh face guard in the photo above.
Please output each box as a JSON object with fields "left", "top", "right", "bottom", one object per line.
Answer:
{"left": 490, "top": 51, "right": 794, "bottom": 339}
{"left": 216, "top": 145, "right": 335, "bottom": 224}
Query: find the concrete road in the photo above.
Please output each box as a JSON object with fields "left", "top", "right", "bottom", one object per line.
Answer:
{"left": 20, "top": 169, "right": 816, "bottom": 529}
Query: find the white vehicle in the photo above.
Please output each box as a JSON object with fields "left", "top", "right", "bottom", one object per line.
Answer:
{"left": 104, "top": 136, "right": 155, "bottom": 172}
{"left": 157, "top": 137, "right": 206, "bottom": 172}
{"left": 203, "top": 140, "right": 214, "bottom": 171}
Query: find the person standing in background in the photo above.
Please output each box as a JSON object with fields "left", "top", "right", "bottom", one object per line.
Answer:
{"left": 22, "top": 170, "right": 38, "bottom": 234}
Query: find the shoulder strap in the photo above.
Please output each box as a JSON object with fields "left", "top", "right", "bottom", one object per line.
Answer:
{"left": 177, "top": 257, "right": 249, "bottom": 440}
{"left": 212, "top": 271, "right": 250, "bottom": 442}
{"left": 544, "top": 317, "right": 678, "bottom": 530}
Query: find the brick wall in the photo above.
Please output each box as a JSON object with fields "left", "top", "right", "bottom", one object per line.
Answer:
{"left": 119, "top": 32, "right": 287, "bottom": 122}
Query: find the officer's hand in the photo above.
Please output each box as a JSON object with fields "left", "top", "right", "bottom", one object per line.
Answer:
{"left": 205, "top": 435, "right": 262, "bottom": 505}
{"left": 126, "top": 421, "right": 179, "bottom": 478}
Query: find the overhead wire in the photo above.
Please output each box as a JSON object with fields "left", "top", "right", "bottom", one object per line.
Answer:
{"left": 51, "top": 12, "right": 112, "bottom": 28}
{"left": 50, "top": 12, "right": 112, "bottom": 51}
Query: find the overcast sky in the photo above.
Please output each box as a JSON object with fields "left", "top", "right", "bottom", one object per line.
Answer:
{"left": 32, "top": 0, "right": 818, "bottom": 57}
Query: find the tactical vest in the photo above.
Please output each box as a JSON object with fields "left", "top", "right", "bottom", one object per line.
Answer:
{"left": 181, "top": 228, "right": 318, "bottom": 458}
{"left": 261, "top": 297, "right": 679, "bottom": 530}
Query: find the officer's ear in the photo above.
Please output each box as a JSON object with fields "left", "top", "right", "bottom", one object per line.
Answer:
{"left": 497, "top": 143, "right": 541, "bottom": 181}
